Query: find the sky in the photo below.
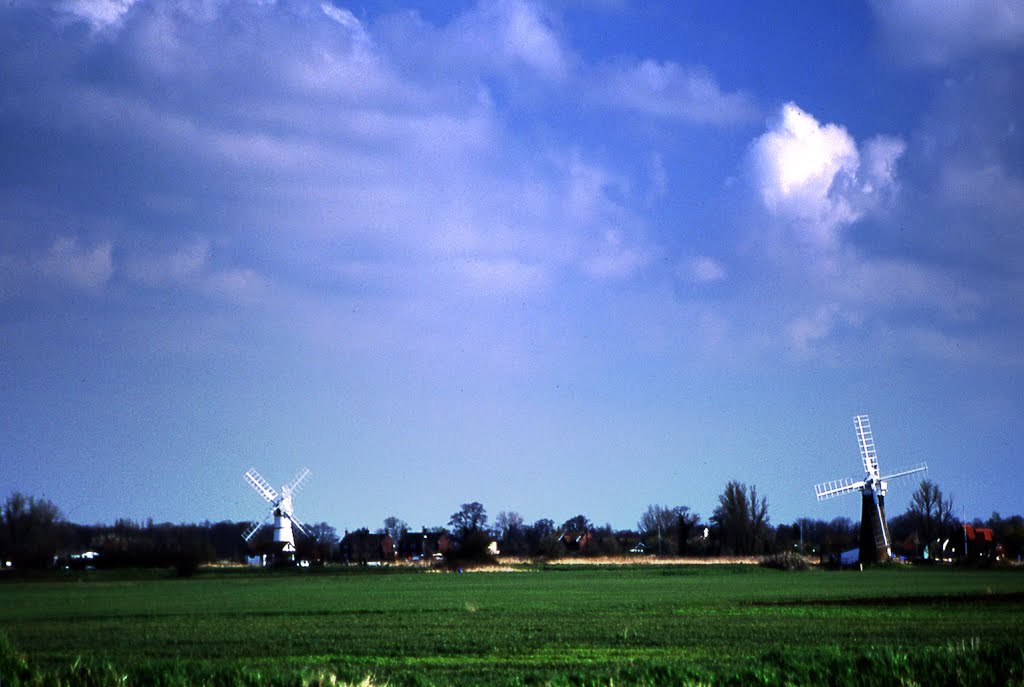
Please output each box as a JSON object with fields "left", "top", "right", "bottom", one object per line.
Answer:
{"left": 1, "top": 0, "right": 1022, "bottom": 535}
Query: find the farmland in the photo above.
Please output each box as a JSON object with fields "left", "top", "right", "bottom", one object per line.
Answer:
{"left": 1, "top": 564, "right": 1023, "bottom": 685}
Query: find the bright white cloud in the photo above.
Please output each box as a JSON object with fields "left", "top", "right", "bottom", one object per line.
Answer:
{"left": 41, "top": 237, "right": 114, "bottom": 290}
{"left": 752, "top": 102, "right": 904, "bottom": 251}
{"left": 871, "top": 0, "right": 1024, "bottom": 65}
{"left": 598, "top": 59, "right": 756, "bottom": 124}
{"left": 59, "top": 0, "right": 137, "bottom": 32}
{"left": 747, "top": 103, "right": 992, "bottom": 359}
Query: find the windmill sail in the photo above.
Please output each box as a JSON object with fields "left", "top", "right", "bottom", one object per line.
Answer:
{"left": 854, "top": 415, "right": 879, "bottom": 479}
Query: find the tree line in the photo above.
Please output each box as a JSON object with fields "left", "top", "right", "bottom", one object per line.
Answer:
{"left": 2, "top": 478, "right": 1020, "bottom": 570}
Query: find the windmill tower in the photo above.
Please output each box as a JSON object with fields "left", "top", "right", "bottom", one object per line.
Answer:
{"left": 242, "top": 467, "right": 312, "bottom": 560}
{"left": 814, "top": 415, "right": 927, "bottom": 563}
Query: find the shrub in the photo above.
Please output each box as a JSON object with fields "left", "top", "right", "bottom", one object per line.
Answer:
{"left": 759, "top": 551, "right": 810, "bottom": 571}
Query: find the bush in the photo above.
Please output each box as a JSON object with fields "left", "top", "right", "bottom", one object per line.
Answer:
{"left": 759, "top": 551, "right": 810, "bottom": 571}
{"left": 447, "top": 530, "right": 496, "bottom": 567}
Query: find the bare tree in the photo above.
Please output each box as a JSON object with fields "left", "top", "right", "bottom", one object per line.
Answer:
{"left": 306, "top": 522, "right": 339, "bottom": 545}
{"left": 380, "top": 516, "right": 408, "bottom": 543}
{"left": 494, "top": 511, "right": 526, "bottom": 555}
{"left": 494, "top": 511, "right": 523, "bottom": 539}
{"left": 906, "top": 479, "right": 955, "bottom": 552}
{"left": 710, "top": 481, "right": 770, "bottom": 555}
{"left": 638, "top": 505, "right": 699, "bottom": 555}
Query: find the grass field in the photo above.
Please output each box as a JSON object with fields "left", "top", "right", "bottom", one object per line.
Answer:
{"left": 2, "top": 564, "right": 1023, "bottom": 685}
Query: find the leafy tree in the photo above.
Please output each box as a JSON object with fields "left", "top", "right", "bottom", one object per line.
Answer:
{"left": 638, "top": 505, "right": 699, "bottom": 555}
{"left": 1, "top": 492, "right": 63, "bottom": 568}
{"left": 906, "top": 479, "right": 956, "bottom": 553}
{"left": 984, "top": 513, "right": 1024, "bottom": 560}
{"left": 560, "top": 514, "right": 592, "bottom": 533}
{"left": 525, "top": 518, "right": 561, "bottom": 558}
{"left": 710, "top": 480, "right": 771, "bottom": 555}
{"left": 448, "top": 502, "right": 487, "bottom": 541}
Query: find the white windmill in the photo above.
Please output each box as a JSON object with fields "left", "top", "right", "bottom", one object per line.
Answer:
{"left": 813, "top": 415, "right": 927, "bottom": 563}
{"left": 242, "top": 467, "right": 312, "bottom": 559}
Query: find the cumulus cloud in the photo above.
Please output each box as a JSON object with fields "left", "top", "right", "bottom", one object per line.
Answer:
{"left": 597, "top": 59, "right": 757, "bottom": 124}
{"left": 746, "top": 103, "right": 996, "bottom": 359}
{"left": 752, "top": 102, "right": 905, "bottom": 251}
{"left": 41, "top": 237, "right": 114, "bottom": 290}
{"left": 871, "top": 0, "right": 1024, "bottom": 66}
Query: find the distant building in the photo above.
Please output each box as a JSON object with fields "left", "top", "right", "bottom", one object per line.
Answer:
{"left": 559, "top": 530, "right": 593, "bottom": 553}
{"left": 340, "top": 529, "right": 395, "bottom": 564}
{"left": 963, "top": 524, "right": 1003, "bottom": 560}
{"left": 396, "top": 529, "right": 452, "bottom": 560}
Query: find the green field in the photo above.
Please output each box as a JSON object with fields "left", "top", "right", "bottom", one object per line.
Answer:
{"left": 2, "top": 564, "right": 1023, "bottom": 685}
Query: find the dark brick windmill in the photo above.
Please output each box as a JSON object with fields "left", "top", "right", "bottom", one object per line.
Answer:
{"left": 814, "top": 415, "right": 927, "bottom": 563}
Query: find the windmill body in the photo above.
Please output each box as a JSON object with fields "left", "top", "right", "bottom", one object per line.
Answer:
{"left": 243, "top": 467, "right": 311, "bottom": 561}
{"left": 814, "top": 415, "right": 926, "bottom": 563}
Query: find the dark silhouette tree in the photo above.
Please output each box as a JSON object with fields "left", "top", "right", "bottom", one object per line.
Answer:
{"left": 638, "top": 505, "right": 699, "bottom": 555}
{"left": 380, "top": 516, "right": 408, "bottom": 543}
{"left": 560, "top": 514, "right": 591, "bottom": 533}
{"left": 448, "top": 502, "right": 488, "bottom": 541}
{"left": 1, "top": 492, "right": 63, "bottom": 568}
{"left": 710, "top": 480, "right": 770, "bottom": 555}
{"left": 525, "top": 519, "right": 561, "bottom": 557}
{"left": 906, "top": 479, "right": 956, "bottom": 555}
{"left": 494, "top": 511, "right": 526, "bottom": 555}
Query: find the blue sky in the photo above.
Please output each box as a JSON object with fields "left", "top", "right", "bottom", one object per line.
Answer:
{"left": 2, "top": 0, "right": 1022, "bottom": 534}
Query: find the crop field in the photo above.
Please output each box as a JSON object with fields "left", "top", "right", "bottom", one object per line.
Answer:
{"left": 1, "top": 564, "right": 1023, "bottom": 686}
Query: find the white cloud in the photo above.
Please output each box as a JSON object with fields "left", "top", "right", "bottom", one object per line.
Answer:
{"left": 752, "top": 102, "right": 904, "bottom": 251}
{"left": 41, "top": 237, "right": 114, "bottom": 290}
{"left": 459, "top": 258, "right": 550, "bottom": 295}
{"left": 127, "top": 239, "right": 209, "bottom": 287}
{"left": 452, "top": 0, "right": 569, "bottom": 81}
{"left": 679, "top": 256, "right": 726, "bottom": 284}
{"left": 843, "top": 258, "right": 982, "bottom": 321}
{"left": 746, "top": 103, "right": 997, "bottom": 360}
{"left": 940, "top": 162, "right": 1024, "bottom": 217}
{"left": 582, "top": 229, "right": 650, "bottom": 279}
{"left": 124, "top": 240, "right": 269, "bottom": 304}
{"left": 871, "top": 0, "right": 1024, "bottom": 66}
{"left": 58, "top": 0, "right": 137, "bottom": 32}
{"left": 787, "top": 304, "right": 841, "bottom": 354}
{"left": 647, "top": 153, "right": 668, "bottom": 201}
{"left": 598, "top": 59, "right": 756, "bottom": 124}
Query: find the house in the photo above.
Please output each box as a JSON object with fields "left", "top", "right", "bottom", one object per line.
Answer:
{"left": 396, "top": 529, "right": 453, "bottom": 561}
{"left": 340, "top": 529, "right": 395, "bottom": 564}
{"left": 963, "top": 524, "right": 1003, "bottom": 560}
{"left": 559, "top": 530, "right": 593, "bottom": 553}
